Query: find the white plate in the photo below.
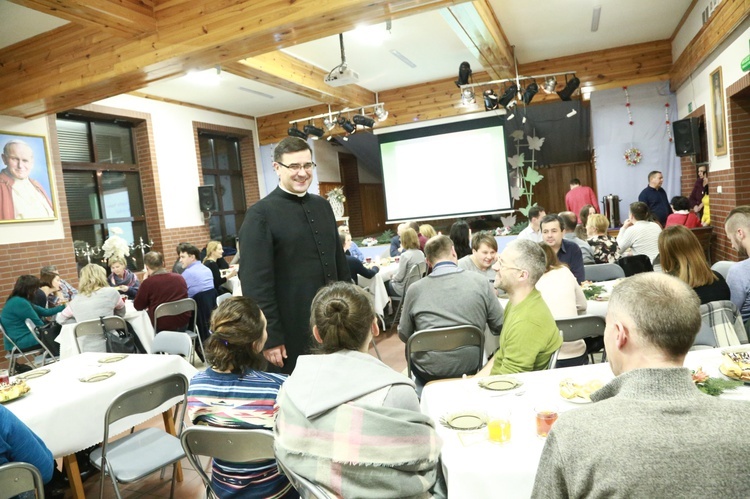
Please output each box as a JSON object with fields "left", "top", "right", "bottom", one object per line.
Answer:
{"left": 478, "top": 376, "right": 523, "bottom": 392}
{"left": 560, "top": 394, "right": 592, "bottom": 404}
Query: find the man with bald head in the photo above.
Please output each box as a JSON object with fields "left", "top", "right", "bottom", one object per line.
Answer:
{"left": 533, "top": 272, "right": 750, "bottom": 497}
{"left": 724, "top": 206, "right": 750, "bottom": 322}
{"left": 0, "top": 140, "right": 54, "bottom": 220}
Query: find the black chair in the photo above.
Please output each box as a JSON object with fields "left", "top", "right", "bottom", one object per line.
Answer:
{"left": 616, "top": 255, "right": 653, "bottom": 277}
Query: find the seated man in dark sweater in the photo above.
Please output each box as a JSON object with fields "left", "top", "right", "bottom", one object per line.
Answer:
{"left": 341, "top": 234, "right": 378, "bottom": 283}
{"left": 133, "top": 251, "right": 190, "bottom": 332}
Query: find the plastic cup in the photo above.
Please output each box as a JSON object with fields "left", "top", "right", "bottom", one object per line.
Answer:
{"left": 535, "top": 406, "right": 558, "bottom": 438}
{"left": 366, "top": 257, "right": 372, "bottom": 264}
{"left": 487, "top": 408, "right": 511, "bottom": 444}
{"left": 0, "top": 369, "right": 9, "bottom": 385}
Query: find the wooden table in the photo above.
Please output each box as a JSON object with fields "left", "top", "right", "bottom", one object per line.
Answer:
{"left": 6, "top": 353, "right": 197, "bottom": 498}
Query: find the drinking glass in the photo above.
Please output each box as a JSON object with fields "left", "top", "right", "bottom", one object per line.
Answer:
{"left": 535, "top": 405, "right": 558, "bottom": 438}
{"left": 487, "top": 407, "right": 511, "bottom": 444}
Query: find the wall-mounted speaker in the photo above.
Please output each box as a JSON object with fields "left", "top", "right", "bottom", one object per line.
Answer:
{"left": 198, "top": 185, "right": 216, "bottom": 211}
{"left": 673, "top": 118, "right": 702, "bottom": 157}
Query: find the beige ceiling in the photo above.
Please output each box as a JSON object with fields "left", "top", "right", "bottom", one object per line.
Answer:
{"left": 0, "top": 0, "right": 692, "bottom": 119}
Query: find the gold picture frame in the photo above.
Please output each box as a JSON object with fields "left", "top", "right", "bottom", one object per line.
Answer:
{"left": 0, "top": 130, "right": 58, "bottom": 223}
{"left": 710, "top": 66, "right": 727, "bottom": 156}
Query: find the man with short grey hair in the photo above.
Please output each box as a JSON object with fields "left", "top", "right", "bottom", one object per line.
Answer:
{"left": 532, "top": 272, "right": 750, "bottom": 497}
{"left": 724, "top": 206, "right": 750, "bottom": 321}
{"left": 478, "top": 239, "right": 561, "bottom": 376}
{"left": 399, "top": 235, "right": 503, "bottom": 384}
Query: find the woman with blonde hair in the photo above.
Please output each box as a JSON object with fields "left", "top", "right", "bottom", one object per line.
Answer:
{"left": 419, "top": 223, "right": 437, "bottom": 240}
{"left": 658, "top": 225, "right": 729, "bottom": 304}
{"left": 536, "top": 243, "right": 588, "bottom": 367}
{"left": 187, "top": 296, "right": 294, "bottom": 498}
{"left": 275, "top": 282, "right": 442, "bottom": 498}
{"left": 203, "top": 240, "right": 236, "bottom": 295}
{"left": 386, "top": 228, "right": 425, "bottom": 297}
{"left": 108, "top": 255, "right": 139, "bottom": 298}
{"left": 586, "top": 214, "right": 619, "bottom": 264}
{"left": 57, "top": 264, "right": 126, "bottom": 351}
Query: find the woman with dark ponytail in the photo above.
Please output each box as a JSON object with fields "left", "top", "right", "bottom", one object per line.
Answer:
{"left": 274, "top": 282, "right": 443, "bottom": 498}
{"left": 187, "top": 296, "right": 296, "bottom": 498}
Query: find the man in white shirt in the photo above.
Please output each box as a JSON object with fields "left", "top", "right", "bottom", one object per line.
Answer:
{"left": 517, "top": 205, "right": 546, "bottom": 243}
{"left": 0, "top": 140, "right": 54, "bottom": 220}
{"left": 616, "top": 201, "right": 661, "bottom": 265}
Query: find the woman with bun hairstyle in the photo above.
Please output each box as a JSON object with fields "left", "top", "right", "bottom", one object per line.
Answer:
{"left": 187, "top": 296, "right": 295, "bottom": 499}
{"left": 274, "top": 282, "right": 443, "bottom": 498}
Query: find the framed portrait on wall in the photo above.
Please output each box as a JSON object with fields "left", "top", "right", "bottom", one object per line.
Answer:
{"left": 0, "top": 131, "right": 57, "bottom": 223}
{"left": 710, "top": 66, "right": 727, "bottom": 156}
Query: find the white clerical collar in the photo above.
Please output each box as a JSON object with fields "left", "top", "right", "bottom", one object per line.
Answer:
{"left": 279, "top": 185, "right": 307, "bottom": 198}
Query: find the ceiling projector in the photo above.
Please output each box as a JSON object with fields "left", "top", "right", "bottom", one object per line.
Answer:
{"left": 324, "top": 68, "right": 360, "bottom": 87}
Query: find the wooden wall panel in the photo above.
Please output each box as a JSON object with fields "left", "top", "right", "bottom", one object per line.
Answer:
{"left": 527, "top": 161, "right": 597, "bottom": 216}
{"left": 360, "top": 184, "right": 387, "bottom": 236}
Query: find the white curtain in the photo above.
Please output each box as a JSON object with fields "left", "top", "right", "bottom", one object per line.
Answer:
{"left": 591, "top": 81, "right": 680, "bottom": 220}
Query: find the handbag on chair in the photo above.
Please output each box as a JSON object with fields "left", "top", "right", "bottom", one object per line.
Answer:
{"left": 99, "top": 317, "right": 146, "bottom": 354}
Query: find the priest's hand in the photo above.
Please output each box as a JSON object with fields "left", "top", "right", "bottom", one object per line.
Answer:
{"left": 264, "top": 344, "right": 287, "bottom": 367}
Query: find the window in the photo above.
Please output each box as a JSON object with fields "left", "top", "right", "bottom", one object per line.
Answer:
{"left": 199, "top": 133, "right": 247, "bottom": 241}
{"left": 57, "top": 116, "right": 148, "bottom": 270}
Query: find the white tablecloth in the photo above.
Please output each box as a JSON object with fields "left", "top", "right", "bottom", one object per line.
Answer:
{"left": 358, "top": 262, "right": 399, "bottom": 319}
{"left": 7, "top": 352, "right": 197, "bottom": 457}
{"left": 420, "top": 348, "right": 750, "bottom": 499}
{"left": 56, "top": 301, "right": 156, "bottom": 358}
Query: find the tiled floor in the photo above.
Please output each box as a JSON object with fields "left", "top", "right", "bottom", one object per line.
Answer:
{"left": 64, "top": 331, "right": 407, "bottom": 498}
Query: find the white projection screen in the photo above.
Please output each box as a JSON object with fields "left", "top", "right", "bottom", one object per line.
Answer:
{"left": 376, "top": 114, "right": 511, "bottom": 223}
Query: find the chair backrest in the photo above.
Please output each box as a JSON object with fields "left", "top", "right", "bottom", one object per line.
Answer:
{"left": 151, "top": 331, "right": 193, "bottom": 357}
{"left": 584, "top": 263, "right": 625, "bottom": 282}
{"left": 417, "top": 261, "right": 427, "bottom": 277}
{"left": 103, "top": 373, "right": 189, "bottom": 444}
{"left": 406, "top": 325, "right": 484, "bottom": 378}
{"left": 24, "top": 318, "right": 57, "bottom": 361}
{"left": 154, "top": 298, "right": 197, "bottom": 333}
{"left": 700, "top": 300, "right": 745, "bottom": 347}
{"left": 0, "top": 461, "right": 46, "bottom": 499}
{"left": 548, "top": 330, "right": 564, "bottom": 369}
{"left": 556, "top": 316, "right": 607, "bottom": 343}
{"left": 275, "top": 452, "right": 332, "bottom": 499}
{"left": 73, "top": 316, "right": 127, "bottom": 354}
{"left": 616, "top": 254, "right": 653, "bottom": 277}
{"left": 216, "top": 292, "right": 232, "bottom": 308}
{"left": 402, "top": 264, "right": 422, "bottom": 296}
{"left": 691, "top": 319, "right": 718, "bottom": 350}
{"left": 711, "top": 260, "right": 735, "bottom": 280}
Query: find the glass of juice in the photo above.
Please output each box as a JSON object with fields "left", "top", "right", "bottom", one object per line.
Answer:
{"left": 535, "top": 406, "right": 558, "bottom": 438}
{"left": 487, "top": 407, "right": 511, "bottom": 444}
{"left": 0, "top": 369, "right": 9, "bottom": 385}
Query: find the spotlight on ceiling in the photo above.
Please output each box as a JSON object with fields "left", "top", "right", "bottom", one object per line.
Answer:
{"left": 303, "top": 123, "right": 325, "bottom": 139}
{"left": 323, "top": 116, "right": 337, "bottom": 131}
{"left": 455, "top": 61, "right": 472, "bottom": 87}
{"left": 338, "top": 116, "right": 356, "bottom": 134}
{"left": 557, "top": 76, "right": 580, "bottom": 101}
{"left": 461, "top": 88, "right": 476, "bottom": 106}
{"left": 374, "top": 104, "right": 389, "bottom": 122}
{"left": 483, "top": 89, "right": 498, "bottom": 111}
{"left": 521, "top": 81, "right": 539, "bottom": 105}
{"left": 498, "top": 84, "right": 518, "bottom": 108}
{"left": 541, "top": 76, "right": 557, "bottom": 94}
{"left": 353, "top": 114, "right": 375, "bottom": 128}
{"left": 287, "top": 124, "right": 307, "bottom": 139}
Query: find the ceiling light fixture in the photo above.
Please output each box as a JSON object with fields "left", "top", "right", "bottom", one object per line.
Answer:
{"left": 287, "top": 124, "right": 308, "bottom": 139}
{"left": 461, "top": 88, "right": 476, "bottom": 106}
{"left": 498, "top": 84, "right": 518, "bottom": 108}
{"left": 557, "top": 75, "right": 580, "bottom": 101}
{"left": 591, "top": 6, "right": 602, "bottom": 32}
{"left": 541, "top": 77, "right": 557, "bottom": 94}
{"left": 353, "top": 114, "right": 375, "bottom": 128}
{"left": 455, "top": 61, "right": 472, "bottom": 87}
{"left": 521, "top": 81, "right": 539, "bottom": 105}
{"left": 483, "top": 89, "right": 498, "bottom": 111}
{"left": 323, "top": 115, "right": 337, "bottom": 131}
{"left": 374, "top": 104, "right": 389, "bottom": 122}
{"left": 303, "top": 123, "right": 325, "bottom": 139}
{"left": 338, "top": 116, "right": 356, "bottom": 134}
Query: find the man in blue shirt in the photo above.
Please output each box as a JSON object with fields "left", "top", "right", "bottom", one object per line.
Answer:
{"left": 541, "top": 214, "right": 585, "bottom": 283}
{"left": 638, "top": 171, "right": 671, "bottom": 227}
{"left": 179, "top": 244, "right": 214, "bottom": 297}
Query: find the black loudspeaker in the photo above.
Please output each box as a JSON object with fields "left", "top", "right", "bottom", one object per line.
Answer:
{"left": 198, "top": 185, "right": 216, "bottom": 211}
{"left": 673, "top": 118, "right": 701, "bottom": 157}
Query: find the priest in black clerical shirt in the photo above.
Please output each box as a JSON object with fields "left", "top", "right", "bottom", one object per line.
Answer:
{"left": 239, "top": 137, "right": 350, "bottom": 374}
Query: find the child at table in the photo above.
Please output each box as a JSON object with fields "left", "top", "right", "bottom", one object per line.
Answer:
{"left": 186, "top": 297, "right": 296, "bottom": 499}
